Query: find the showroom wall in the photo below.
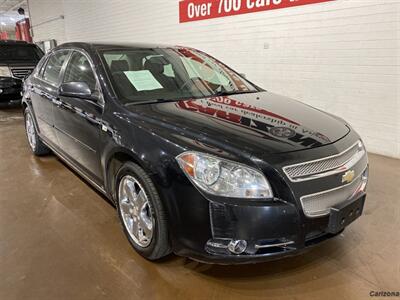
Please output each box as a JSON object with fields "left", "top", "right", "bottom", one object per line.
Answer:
{"left": 28, "top": 0, "right": 65, "bottom": 43}
{"left": 28, "top": 0, "right": 400, "bottom": 158}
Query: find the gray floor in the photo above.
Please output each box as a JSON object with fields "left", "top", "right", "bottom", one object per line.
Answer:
{"left": 1, "top": 107, "right": 399, "bottom": 300}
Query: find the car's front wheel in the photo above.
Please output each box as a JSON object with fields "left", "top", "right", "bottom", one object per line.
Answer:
{"left": 116, "top": 162, "right": 171, "bottom": 260}
{"left": 24, "top": 107, "right": 50, "bottom": 156}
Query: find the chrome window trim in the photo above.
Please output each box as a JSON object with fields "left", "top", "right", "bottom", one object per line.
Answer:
{"left": 283, "top": 140, "right": 365, "bottom": 182}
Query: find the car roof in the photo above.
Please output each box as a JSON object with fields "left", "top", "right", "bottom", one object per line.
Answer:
{"left": 55, "top": 42, "right": 180, "bottom": 53}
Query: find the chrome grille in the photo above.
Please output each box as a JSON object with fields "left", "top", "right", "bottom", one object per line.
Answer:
{"left": 283, "top": 141, "right": 363, "bottom": 181}
{"left": 300, "top": 171, "right": 366, "bottom": 217}
{"left": 11, "top": 67, "right": 34, "bottom": 79}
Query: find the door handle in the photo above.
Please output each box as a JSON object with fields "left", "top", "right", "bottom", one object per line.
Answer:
{"left": 40, "top": 92, "right": 53, "bottom": 101}
{"left": 52, "top": 98, "right": 62, "bottom": 106}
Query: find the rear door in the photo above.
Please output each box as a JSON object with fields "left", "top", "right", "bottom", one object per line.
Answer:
{"left": 53, "top": 50, "right": 104, "bottom": 183}
{"left": 30, "top": 50, "right": 71, "bottom": 147}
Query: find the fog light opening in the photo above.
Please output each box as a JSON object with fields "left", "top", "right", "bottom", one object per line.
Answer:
{"left": 228, "top": 239, "right": 247, "bottom": 254}
{"left": 358, "top": 169, "right": 369, "bottom": 193}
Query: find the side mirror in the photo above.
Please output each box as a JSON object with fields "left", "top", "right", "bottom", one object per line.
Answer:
{"left": 59, "top": 82, "right": 98, "bottom": 101}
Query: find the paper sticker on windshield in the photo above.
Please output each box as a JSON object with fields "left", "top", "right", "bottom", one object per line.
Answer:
{"left": 123, "top": 70, "right": 163, "bottom": 91}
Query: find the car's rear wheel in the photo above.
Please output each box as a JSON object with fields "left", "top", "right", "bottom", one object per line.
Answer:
{"left": 24, "top": 107, "right": 50, "bottom": 156}
{"left": 116, "top": 162, "right": 171, "bottom": 260}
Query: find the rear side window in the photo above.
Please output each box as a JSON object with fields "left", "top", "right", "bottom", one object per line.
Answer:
{"left": 33, "top": 55, "right": 48, "bottom": 77}
{"left": 42, "top": 50, "right": 70, "bottom": 85}
{"left": 63, "top": 51, "right": 97, "bottom": 91}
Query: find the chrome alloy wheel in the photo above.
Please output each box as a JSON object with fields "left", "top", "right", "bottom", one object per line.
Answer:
{"left": 118, "top": 175, "right": 154, "bottom": 248}
{"left": 25, "top": 113, "right": 37, "bottom": 150}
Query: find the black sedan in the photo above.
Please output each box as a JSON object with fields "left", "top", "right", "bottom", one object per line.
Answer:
{"left": 22, "top": 42, "right": 368, "bottom": 264}
{"left": 0, "top": 40, "right": 43, "bottom": 105}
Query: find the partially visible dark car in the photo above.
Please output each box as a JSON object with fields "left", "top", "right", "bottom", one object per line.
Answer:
{"left": 22, "top": 42, "right": 368, "bottom": 264}
{"left": 0, "top": 40, "right": 43, "bottom": 105}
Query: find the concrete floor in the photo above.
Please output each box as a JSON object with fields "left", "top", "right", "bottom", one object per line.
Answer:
{"left": 0, "top": 107, "right": 399, "bottom": 300}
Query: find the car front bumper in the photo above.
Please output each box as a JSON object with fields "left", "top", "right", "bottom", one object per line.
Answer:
{"left": 163, "top": 133, "right": 368, "bottom": 264}
{"left": 0, "top": 77, "right": 23, "bottom": 103}
{"left": 181, "top": 231, "right": 344, "bottom": 265}
{"left": 172, "top": 192, "right": 366, "bottom": 264}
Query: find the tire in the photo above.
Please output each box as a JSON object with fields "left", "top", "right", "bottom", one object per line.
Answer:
{"left": 116, "top": 162, "right": 171, "bottom": 260}
{"left": 24, "top": 107, "right": 50, "bottom": 156}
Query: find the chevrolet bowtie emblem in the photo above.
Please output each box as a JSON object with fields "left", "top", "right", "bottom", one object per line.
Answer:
{"left": 342, "top": 170, "right": 355, "bottom": 184}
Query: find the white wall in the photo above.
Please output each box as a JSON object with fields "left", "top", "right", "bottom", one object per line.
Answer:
{"left": 29, "top": 0, "right": 400, "bottom": 158}
{"left": 28, "top": 0, "right": 66, "bottom": 43}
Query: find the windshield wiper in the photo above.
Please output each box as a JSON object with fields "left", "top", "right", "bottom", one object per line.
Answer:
{"left": 212, "top": 90, "right": 258, "bottom": 97}
{"left": 125, "top": 98, "right": 182, "bottom": 106}
{"left": 124, "top": 90, "right": 260, "bottom": 107}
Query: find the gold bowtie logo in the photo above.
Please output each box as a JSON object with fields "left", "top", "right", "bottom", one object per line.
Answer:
{"left": 342, "top": 170, "right": 355, "bottom": 184}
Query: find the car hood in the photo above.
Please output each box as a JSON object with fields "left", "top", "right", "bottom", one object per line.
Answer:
{"left": 128, "top": 91, "right": 350, "bottom": 155}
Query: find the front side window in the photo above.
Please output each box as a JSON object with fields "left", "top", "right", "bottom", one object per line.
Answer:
{"left": 43, "top": 50, "right": 70, "bottom": 85}
{"left": 63, "top": 52, "right": 97, "bottom": 91}
{"left": 101, "top": 47, "right": 259, "bottom": 104}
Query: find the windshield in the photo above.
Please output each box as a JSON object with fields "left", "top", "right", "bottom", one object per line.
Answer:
{"left": 0, "top": 44, "right": 43, "bottom": 62}
{"left": 100, "top": 47, "right": 260, "bottom": 104}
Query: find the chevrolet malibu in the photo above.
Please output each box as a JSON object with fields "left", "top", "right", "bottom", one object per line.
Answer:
{"left": 22, "top": 43, "right": 368, "bottom": 264}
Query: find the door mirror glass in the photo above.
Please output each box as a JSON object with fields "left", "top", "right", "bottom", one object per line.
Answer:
{"left": 59, "top": 81, "right": 93, "bottom": 99}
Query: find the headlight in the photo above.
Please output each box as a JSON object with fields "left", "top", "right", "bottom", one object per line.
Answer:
{"left": 176, "top": 151, "right": 273, "bottom": 199}
{"left": 0, "top": 67, "right": 11, "bottom": 77}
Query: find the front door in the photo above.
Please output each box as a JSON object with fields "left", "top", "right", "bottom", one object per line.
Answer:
{"left": 30, "top": 50, "right": 70, "bottom": 147}
{"left": 53, "top": 50, "right": 104, "bottom": 184}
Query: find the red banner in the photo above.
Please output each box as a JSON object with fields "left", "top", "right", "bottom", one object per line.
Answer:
{"left": 179, "top": 0, "right": 334, "bottom": 23}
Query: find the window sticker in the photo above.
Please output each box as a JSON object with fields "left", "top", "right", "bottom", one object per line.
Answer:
{"left": 163, "top": 64, "right": 175, "bottom": 77}
{"left": 123, "top": 70, "right": 163, "bottom": 91}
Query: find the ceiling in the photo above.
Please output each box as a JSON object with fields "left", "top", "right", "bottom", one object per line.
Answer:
{"left": 0, "top": 0, "right": 28, "bottom": 32}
